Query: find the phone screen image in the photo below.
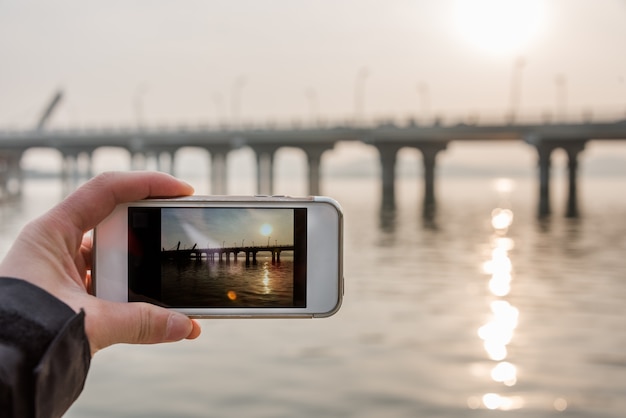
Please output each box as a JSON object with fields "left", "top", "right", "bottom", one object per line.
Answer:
{"left": 128, "top": 207, "right": 307, "bottom": 308}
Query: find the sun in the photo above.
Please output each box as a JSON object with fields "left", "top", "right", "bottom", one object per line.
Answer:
{"left": 453, "top": 0, "right": 547, "bottom": 55}
{"left": 260, "top": 223, "right": 273, "bottom": 236}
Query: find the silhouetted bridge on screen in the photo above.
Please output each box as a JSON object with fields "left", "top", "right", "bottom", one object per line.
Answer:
{"left": 162, "top": 244, "right": 294, "bottom": 265}
{"left": 1, "top": 108, "right": 626, "bottom": 218}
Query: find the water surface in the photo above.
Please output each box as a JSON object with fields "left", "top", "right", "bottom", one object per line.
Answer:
{"left": 1, "top": 174, "right": 625, "bottom": 418}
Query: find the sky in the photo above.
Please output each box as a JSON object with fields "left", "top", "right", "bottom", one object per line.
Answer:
{"left": 1, "top": 0, "right": 626, "bottom": 182}
{"left": 162, "top": 207, "right": 294, "bottom": 250}
{"left": 1, "top": 0, "right": 625, "bottom": 128}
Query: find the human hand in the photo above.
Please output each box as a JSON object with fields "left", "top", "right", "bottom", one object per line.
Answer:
{"left": 0, "top": 171, "right": 202, "bottom": 355}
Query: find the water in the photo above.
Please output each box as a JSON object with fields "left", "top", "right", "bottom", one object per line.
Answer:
{"left": 2, "top": 172, "right": 626, "bottom": 418}
{"left": 160, "top": 258, "right": 296, "bottom": 307}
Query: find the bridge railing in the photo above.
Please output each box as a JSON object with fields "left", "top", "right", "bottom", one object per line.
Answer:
{"left": 1, "top": 105, "right": 625, "bottom": 135}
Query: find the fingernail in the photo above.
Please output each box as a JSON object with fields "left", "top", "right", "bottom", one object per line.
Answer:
{"left": 181, "top": 180, "right": 195, "bottom": 192}
{"left": 165, "top": 313, "right": 192, "bottom": 341}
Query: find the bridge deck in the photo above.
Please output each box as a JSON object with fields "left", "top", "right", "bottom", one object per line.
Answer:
{"left": 162, "top": 245, "right": 295, "bottom": 263}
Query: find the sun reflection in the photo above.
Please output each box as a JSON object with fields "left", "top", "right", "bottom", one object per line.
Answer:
{"left": 472, "top": 202, "right": 524, "bottom": 410}
{"left": 490, "top": 361, "right": 517, "bottom": 386}
{"left": 482, "top": 393, "right": 524, "bottom": 411}
{"left": 262, "top": 262, "right": 271, "bottom": 294}
{"left": 491, "top": 208, "right": 514, "bottom": 230}
{"left": 478, "top": 301, "right": 519, "bottom": 361}
{"left": 482, "top": 222, "right": 515, "bottom": 297}
{"left": 489, "top": 273, "right": 512, "bottom": 297}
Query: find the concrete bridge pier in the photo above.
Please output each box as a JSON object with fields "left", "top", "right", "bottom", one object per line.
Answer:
{"left": 257, "top": 151, "right": 274, "bottom": 195}
{"left": 143, "top": 151, "right": 165, "bottom": 173}
{"left": 252, "top": 146, "right": 278, "bottom": 195}
{"left": 374, "top": 141, "right": 448, "bottom": 217}
{"left": 419, "top": 142, "right": 449, "bottom": 218}
{"left": 376, "top": 144, "right": 402, "bottom": 210}
{"left": 61, "top": 153, "right": 77, "bottom": 185}
{"left": 131, "top": 152, "right": 147, "bottom": 171}
{"left": 533, "top": 139, "right": 587, "bottom": 218}
{"left": 564, "top": 141, "right": 587, "bottom": 218}
{"left": 145, "top": 147, "right": 178, "bottom": 175}
{"left": 0, "top": 151, "right": 24, "bottom": 198}
{"left": 251, "top": 144, "right": 331, "bottom": 196}
{"left": 60, "top": 149, "right": 93, "bottom": 185}
{"left": 304, "top": 145, "right": 332, "bottom": 196}
{"left": 536, "top": 143, "right": 552, "bottom": 217}
{"left": 155, "top": 151, "right": 174, "bottom": 174}
{"left": 209, "top": 147, "right": 229, "bottom": 195}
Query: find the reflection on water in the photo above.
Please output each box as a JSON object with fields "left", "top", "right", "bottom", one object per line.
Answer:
{"left": 161, "top": 257, "right": 295, "bottom": 307}
{"left": 470, "top": 202, "right": 524, "bottom": 411}
{"left": 478, "top": 300, "right": 519, "bottom": 362}
{"left": 3, "top": 175, "right": 626, "bottom": 417}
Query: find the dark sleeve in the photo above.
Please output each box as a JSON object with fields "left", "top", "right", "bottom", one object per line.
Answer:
{"left": 0, "top": 278, "right": 91, "bottom": 418}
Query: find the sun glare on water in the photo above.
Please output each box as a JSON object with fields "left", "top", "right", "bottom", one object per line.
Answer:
{"left": 453, "top": 0, "right": 547, "bottom": 55}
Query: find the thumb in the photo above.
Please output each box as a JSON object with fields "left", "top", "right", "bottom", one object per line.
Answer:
{"left": 87, "top": 300, "right": 199, "bottom": 355}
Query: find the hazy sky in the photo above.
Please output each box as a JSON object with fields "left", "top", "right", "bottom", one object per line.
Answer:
{"left": 1, "top": 0, "right": 625, "bottom": 128}
{"left": 162, "top": 207, "right": 294, "bottom": 250}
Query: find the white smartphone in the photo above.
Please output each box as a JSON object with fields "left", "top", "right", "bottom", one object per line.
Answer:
{"left": 93, "top": 196, "right": 343, "bottom": 318}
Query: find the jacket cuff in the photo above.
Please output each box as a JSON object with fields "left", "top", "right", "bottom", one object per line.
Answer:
{"left": 0, "top": 277, "right": 91, "bottom": 418}
{"left": 34, "top": 309, "right": 90, "bottom": 418}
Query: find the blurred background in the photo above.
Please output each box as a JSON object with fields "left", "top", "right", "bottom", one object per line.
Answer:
{"left": 1, "top": 1, "right": 626, "bottom": 417}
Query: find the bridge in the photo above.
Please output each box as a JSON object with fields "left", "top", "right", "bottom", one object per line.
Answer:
{"left": 1, "top": 108, "right": 626, "bottom": 218}
{"left": 162, "top": 244, "right": 294, "bottom": 265}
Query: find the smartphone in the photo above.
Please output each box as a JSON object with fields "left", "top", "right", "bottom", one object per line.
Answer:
{"left": 93, "top": 196, "right": 343, "bottom": 318}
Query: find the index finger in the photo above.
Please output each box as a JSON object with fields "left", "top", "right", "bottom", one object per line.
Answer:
{"left": 52, "top": 171, "right": 194, "bottom": 233}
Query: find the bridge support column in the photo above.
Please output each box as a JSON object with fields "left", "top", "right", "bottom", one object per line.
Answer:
{"left": 532, "top": 139, "right": 587, "bottom": 218}
{"left": 153, "top": 151, "right": 171, "bottom": 173}
{"left": 170, "top": 149, "right": 182, "bottom": 176}
{"left": 535, "top": 144, "right": 552, "bottom": 217}
{"left": 419, "top": 143, "right": 448, "bottom": 218}
{"left": 304, "top": 147, "right": 329, "bottom": 196}
{"left": 257, "top": 152, "right": 273, "bottom": 195}
{"left": 376, "top": 144, "right": 401, "bottom": 210}
{"left": 131, "top": 152, "right": 147, "bottom": 171}
{"left": 0, "top": 151, "right": 24, "bottom": 198}
{"left": 61, "top": 153, "right": 79, "bottom": 195}
{"left": 254, "top": 147, "right": 277, "bottom": 195}
{"left": 81, "top": 151, "right": 94, "bottom": 179}
{"left": 61, "top": 150, "right": 94, "bottom": 188}
{"left": 210, "top": 150, "right": 228, "bottom": 195}
{"left": 564, "top": 142, "right": 586, "bottom": 218}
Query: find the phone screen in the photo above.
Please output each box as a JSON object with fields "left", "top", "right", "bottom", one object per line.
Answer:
{"left": 128, "top": 207, "right": 307, "bottom": 308}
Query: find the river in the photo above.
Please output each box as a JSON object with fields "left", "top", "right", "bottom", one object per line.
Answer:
{"left": 1, "top": 161, "right": 625, "bottom": 417}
